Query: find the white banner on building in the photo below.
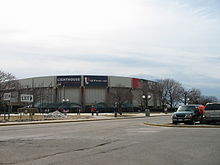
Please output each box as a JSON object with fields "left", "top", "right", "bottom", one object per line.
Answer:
{"left": 21, "top": 94, "right": 34, "bottom": 102}
{"left": 3, "top": 93, "right": 11, "bottom": 101}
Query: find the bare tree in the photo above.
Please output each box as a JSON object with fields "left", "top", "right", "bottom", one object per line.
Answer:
{"left": 108, "top": 87, "right": 132, "bottom": 115}
{"left": 185, "top": 88, "right": 202, "bottom": 104}
{"left": 153, "top": 79, "right": 168, "bottom": 108}
{"left": 157, "top": 79, "right": 184, "bottom": 108}
{"left": 132, "top": 80, "right": 159, "bottom": 111}
{"left": 184, "top": 88, "right": 218, "bottom": 105}
{"left": 140, "top": 80, "right": 158, "bottom": 108}
{"left": 199, "top": 95, "right": 218, "bottom": 105}
{"left": 132, "top": 89, "right": 145, "bottom": 110}
{"left": 147, "top": 80, "right": 163, "bottom": 108}
{"left": 0, "top": 70, "right": 16, "bottom": 103}
{"left": 32, "top": 87, "right": 53, "bottom": 108}
{"left": 19, "top": 83, "right": 54, "bottom": 110}
{"left": 0, "top": 70, "right": 16, "bottom": 120}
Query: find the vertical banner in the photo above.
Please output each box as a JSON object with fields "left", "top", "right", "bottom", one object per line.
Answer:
{"left": 132, "top": 78, "right": 139, "bottom": 88}
{"left": 132, "top": 78, "right": 145, "bottom": 89}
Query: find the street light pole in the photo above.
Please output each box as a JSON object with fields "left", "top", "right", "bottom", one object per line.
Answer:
{"left": 146, "top": 95, "right": 151, "bottom": 108}
{"left": 184, "top": 92, "right": 187, "bottom": 105}
{"left": 114, "top": 102, "right": 118, "bottom": 117}
{"left": 62, "top": 98, "right": 69, "bottom": 115}
{"left": 142, "top": 95, "right": 151, "bottom": 116}
{"left": 183, "top": 92, "right": 190, "bottom": 105}
{"left": 142, "top": 95, "right": 146, "bottom": 110}
{"left": 63, "top": 84, "right": 65, "bottom": 101}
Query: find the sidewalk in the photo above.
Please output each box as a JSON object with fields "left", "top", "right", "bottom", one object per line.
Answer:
{"left": 0, "top": 112, "right": 171, "bottom": 127}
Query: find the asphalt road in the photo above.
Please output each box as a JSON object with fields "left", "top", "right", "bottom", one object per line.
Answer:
{"left": 0, "top": 116, "right": 220, "bottom": 165}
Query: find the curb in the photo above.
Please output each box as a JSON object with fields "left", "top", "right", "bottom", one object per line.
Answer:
{"left": 0, "top": 116, "right": 145, "bottom": 127}
{"left": 0, "top": 118, "right": 113, "bottom": 127}
{"left": 0, "top": 114, "right": 171, "bottom": 127}
{"left": 144, "top": 122, "right": 220, "bottom": 128}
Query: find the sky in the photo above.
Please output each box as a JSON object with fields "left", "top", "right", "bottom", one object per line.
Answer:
{"left": 0, "top": 0, "right": 220, "bottom": 99}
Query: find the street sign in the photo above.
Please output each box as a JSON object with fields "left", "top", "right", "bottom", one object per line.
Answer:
{"left": 21, "top": 94, "right": 34, "bottom": 102}
{"left": 3, "top": 93, "right": 11, "bottom": 101}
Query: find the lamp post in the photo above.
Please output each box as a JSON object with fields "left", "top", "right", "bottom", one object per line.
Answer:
{"left": 142, "top": 95, "right": 151, "bottom": 116}
{"left": 186, "top": 98, "right": 190, "bottom": 105}
{"left": 62, "top": 98, "right": 69, "bottom": 115}
{"left": 147, "top": 95, "right": 151, "bottom": 107}
{"left": 3, "top": 93, "right": 11, "bottom": 121}
{"left": 62, "top": 98, "right": 69, "bottom": 103}
{"left": 142, "top": 95, "right": 146, "bottom": 110}
{"left": 63, "top": 84, "right": 66, "bottom": 101}
{"left": 114, "top": 102, "right": 118, "bottom": 117}
{"left": 183, "top": 92, "right": 190, "bottom": 105}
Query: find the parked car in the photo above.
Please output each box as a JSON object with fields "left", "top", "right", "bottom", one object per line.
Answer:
{"left": 172, "top": 105, "right": 202, "bottom": 124}
{"left": 203, "top": 103, "right": 220, "bottom": 124}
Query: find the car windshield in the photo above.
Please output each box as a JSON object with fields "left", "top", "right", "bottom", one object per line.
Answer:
{"left": 177, "top": 106, "right": 196, "bottom": 112}
{"left": 205, "top": 104, "right": 220, "bottom": 110}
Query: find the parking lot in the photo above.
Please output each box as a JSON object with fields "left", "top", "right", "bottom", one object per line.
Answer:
{"left": 1, "top": 116, "right": 220, "bottom": 165}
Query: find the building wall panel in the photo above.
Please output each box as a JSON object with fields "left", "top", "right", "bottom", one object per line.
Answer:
{"left": 84, "top": 88, "right": 106, "bottom": 104}
{"left": 33, "top": 88, "right": 54, "bottom": 105}
{"left": 58, "top": 87, "right": 81, "bottom": 104}
{"left": 11, "top": 91, "right": 19, "bottom": 103}
{"left": 108, "top": 76, "right": 132, "bottom": 88}
{"left": 19, "top": 78, "right": 33, "bottom": 88}
{"left": 132, "top": 89, "right": 142, "bottom": 107}
{"left": 33, "top": 76, "right": 56, "bottom": 88}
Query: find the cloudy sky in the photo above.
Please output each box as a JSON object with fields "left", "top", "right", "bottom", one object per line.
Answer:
{"left": 0, "top": 0, "right": 220, "bottom": 98}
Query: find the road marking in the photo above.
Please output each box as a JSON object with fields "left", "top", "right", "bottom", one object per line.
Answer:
{"left": 144, "top": 122, "right": 220, "bottom": 128}
{"left": 126, "top": 127, "right": 165, "bottom": 133}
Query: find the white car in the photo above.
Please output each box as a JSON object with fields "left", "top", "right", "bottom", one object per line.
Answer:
{"left": 204, "top": 103, "right": 220, "bottom": 124}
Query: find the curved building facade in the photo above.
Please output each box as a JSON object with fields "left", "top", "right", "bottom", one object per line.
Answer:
{"left": 5, "top": 75, "right": 160, "bottom": 112}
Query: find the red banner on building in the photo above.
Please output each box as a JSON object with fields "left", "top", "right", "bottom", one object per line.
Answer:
{"left": 133, "top": 78, "right": 140, "bottom": 88}
{"left": 132, "top": 78, "right": 145, "bottom": 89}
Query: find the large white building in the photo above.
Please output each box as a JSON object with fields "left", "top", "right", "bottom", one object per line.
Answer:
{"left": 3, "top": 75, "right": 161, "bottom": 112}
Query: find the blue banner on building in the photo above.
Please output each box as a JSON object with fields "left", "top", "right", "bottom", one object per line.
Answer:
{"left": 57, "top": 76, "right": 81, "bottom": 87}
{"left": 84, "top": 76, "right": 108, "bottom": 87}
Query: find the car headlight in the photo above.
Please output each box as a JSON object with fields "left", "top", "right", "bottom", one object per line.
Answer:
{"left": 172, "top": 114, "right": 176, "bottom": 118}
{"left": 185, "top": 114, "right": 192, "bottom": 118}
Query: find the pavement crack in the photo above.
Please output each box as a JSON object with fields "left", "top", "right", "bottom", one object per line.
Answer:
{"left": 74, "top": 140, "right": 118, "bottom": 152}
{"left": 10, "top": 140, "right": 119, "bottom": 164}
{"left": 11, "top": 150, "right": 71, "bottom": 165}
{"left": 97, "top": 143, "right": 137, "bottom": 155}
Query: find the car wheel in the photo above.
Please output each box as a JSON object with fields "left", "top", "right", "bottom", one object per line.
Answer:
{"left": 189, "top": 120, "right": 195, "bottom": 125}
{"left": 211, "top": 121, "right": 216, "bottom": 125}
{"left": 191, "top": 120, "right": 196, "bottom": 125}
{"left": 172, "top": 121, "right": 178, "bottom": 125}
{"left": 205, "top": 121, "right": 210, "bottom": 124}
{"left": 200, "top": 119, "right": 204, "bottom": 124}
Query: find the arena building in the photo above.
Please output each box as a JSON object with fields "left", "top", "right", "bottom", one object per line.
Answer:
{"left": 2, "top": 75, "right": 161, "bottom": 112}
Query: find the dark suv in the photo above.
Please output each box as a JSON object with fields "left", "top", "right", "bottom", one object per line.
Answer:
{"left": 172, "top": 105, "right": 201, "bottom": 124}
